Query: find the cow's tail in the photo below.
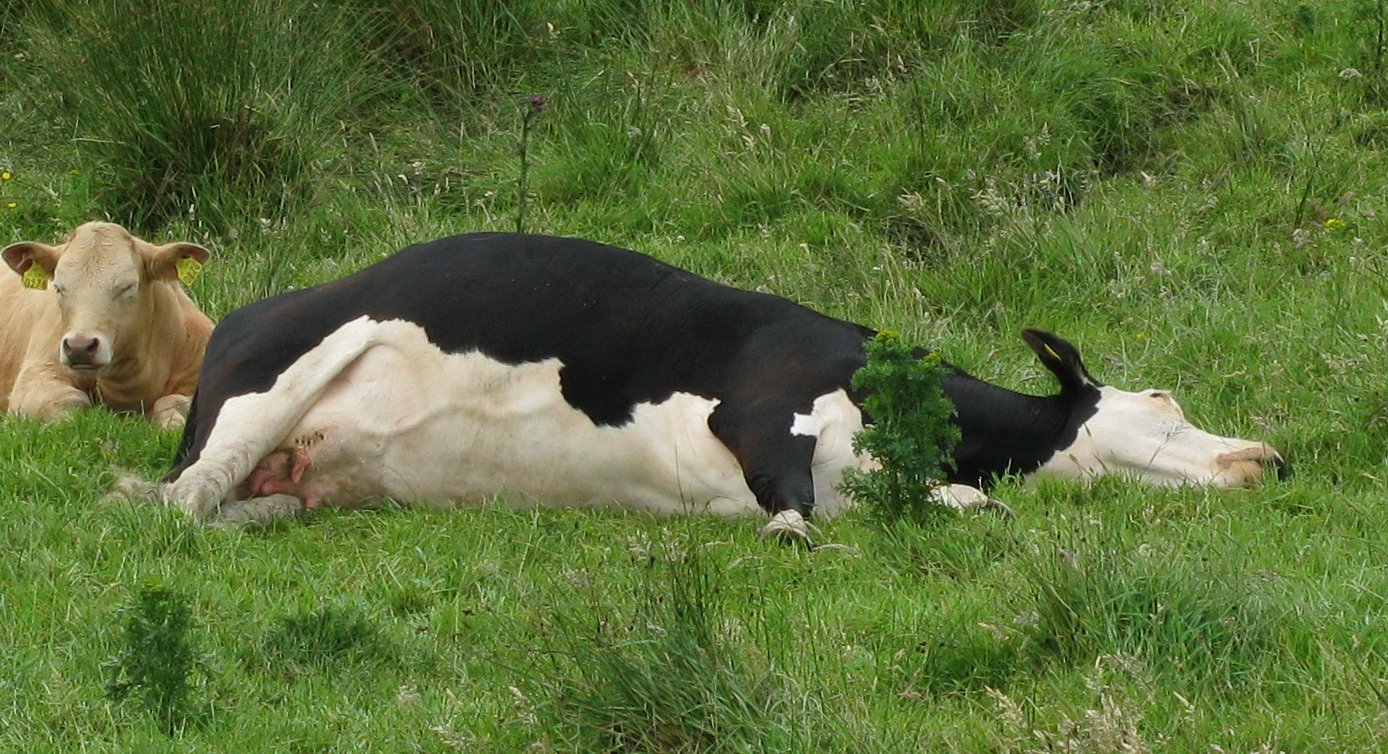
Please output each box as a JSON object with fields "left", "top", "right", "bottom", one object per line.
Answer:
{"left": 167, "top": 388, "right": 201, "bottom": 477}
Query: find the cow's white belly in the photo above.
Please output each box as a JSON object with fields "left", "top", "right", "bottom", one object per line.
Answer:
{"left": 220, "top": 318, "right": 865, "bottom": 517}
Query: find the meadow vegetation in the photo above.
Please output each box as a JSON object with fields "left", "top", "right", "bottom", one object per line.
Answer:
{"left": 2, "top": 0, "right": 1388, "bottom": 750}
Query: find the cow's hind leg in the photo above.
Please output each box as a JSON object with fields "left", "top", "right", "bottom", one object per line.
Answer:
{"left": 164, "top": 316, "right": 388, "bottom": 520}
{"left": 108, "top": 468, "right": 305, "bottom": 527}
{"left": 209, "top": 494, "right": 305, "bottom": 528}
{"left": 931, "top": 484, "right": 1016, "bottom": 517}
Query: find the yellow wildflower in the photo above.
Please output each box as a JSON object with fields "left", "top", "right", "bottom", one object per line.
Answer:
{"left": 4, "top": 202, "right": 15, "bottom": 209}
{"left": 1324, "top": 218, "right": 1346, "bottom": 230}
{"left": 0, "top": 171, "right": 10, "bottom": 180}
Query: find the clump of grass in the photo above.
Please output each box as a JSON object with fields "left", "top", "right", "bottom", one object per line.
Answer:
{"left": 27, "top": 0, "right": 369, "bottom": 232}
{"left": 527, "top": 544, "right": 818, "bottom": 753}
{"left": 885, "top": 512, "right": 1018, "bottom": 581}
{"left": 105, "top": 582, "right": 212, "bottom": 734}
{"left": 1020, "top": 535, "right": 1319, "bottom": 690}
{"left": 0, "top": 0, "right": 35, "bottom": 55}
{"left": 905, "top": 616, "right": 1025, "bottom": 697}
{"left": 839, "top": 331, "right": 960, "bottom": 528}
{"left": 989, "top": 659, "right": 1156, "bottom": 754}
{"left": 245, "top": 604, "right": 400, "bottom": 677}
{"left": 534, "top": 71, "right": 669, "bottom": 218}
{"left": 350, "top": 0, "right": 567, "bottom": 106}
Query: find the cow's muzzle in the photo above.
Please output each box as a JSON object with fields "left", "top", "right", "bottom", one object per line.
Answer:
{"left": 1216, "top": 445, "right": 1288, "bottom": 485}
{"left": 62, "top": 334, "right": 105, "bottom": 370}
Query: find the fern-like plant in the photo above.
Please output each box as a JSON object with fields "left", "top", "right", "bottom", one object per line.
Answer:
{"left": 106, "top": 583, "right": 208, "bottom": 734}
{"left": 839, "top": 331, "right": 960, "bottom": 527}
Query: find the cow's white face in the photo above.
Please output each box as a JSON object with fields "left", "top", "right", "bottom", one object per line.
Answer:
{"left": 2, "top": 221, "right": 208, "bottom": 376}
{"left": 1039, "top": 385, "right": 1282, "bottom": 488}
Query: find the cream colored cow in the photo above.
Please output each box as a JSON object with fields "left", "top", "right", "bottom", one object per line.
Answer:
{"left": 0, "top": 221, "right": 213, "bottom": 429}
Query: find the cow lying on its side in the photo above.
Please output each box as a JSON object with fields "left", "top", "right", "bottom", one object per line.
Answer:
{"left": 152, "top": 233, "right": 1284, "bottom": 536}
{"left": 0, "top": 222, "right": 213, "bottom": 429}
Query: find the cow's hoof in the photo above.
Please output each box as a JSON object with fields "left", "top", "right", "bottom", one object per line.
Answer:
{"left": 932, "top": 483, "right": 1014, "bottom": 517}
{"left": 149, "top": 394, "right": 191, "bottom": 431}
{"left": 209, "top": 494, "right": 304, "bottom": 528}
{"left": 759, "top": 509, "right": 812, "bottom": 544}
{"left": 150, "top": 411, "right": 186, "bottom": 432}
{"left": 980, "top": 497, "right": 1016, "bottom": 518}
{"left": 106, "top": 468, "right": 166, "bottom": 505}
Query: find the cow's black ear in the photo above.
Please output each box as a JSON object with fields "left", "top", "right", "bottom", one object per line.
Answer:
{"left": 1021, "top": 329, "right": 1101, "bottom": 393}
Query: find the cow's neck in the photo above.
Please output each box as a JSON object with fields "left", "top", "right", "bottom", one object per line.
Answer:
{"left": 939, "top": 370, "right": 1096, "bottom": 488}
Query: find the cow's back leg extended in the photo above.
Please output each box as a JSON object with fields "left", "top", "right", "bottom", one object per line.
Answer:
{"left": 163, "top": 317, "right": 387, "bottom": 520}
{"left": 209, "top": 493, "right": 306, "bottom": 528}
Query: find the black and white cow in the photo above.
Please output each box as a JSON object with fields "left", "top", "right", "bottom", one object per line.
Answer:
{"left": 155, "top": 233, "right": 1284, "bottom": 536}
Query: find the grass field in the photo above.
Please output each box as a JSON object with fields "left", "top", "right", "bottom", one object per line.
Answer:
{"left": 3, "top": 0, "right": 1388, "bottom": 751}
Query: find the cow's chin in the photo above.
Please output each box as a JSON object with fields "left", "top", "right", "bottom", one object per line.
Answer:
{"left": 62, "top": 361, "right": 107, "bottom": 377}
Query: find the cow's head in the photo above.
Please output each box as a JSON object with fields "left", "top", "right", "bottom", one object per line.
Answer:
{"left": 1, "top": 222, "right": 209, "bottom": 375}
{"left": 1023, "top": 329, "right": 1286, "bottom": 488}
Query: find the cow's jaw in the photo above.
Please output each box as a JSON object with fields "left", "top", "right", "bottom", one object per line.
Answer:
{"left": 1036, "top": 385, "right": 1283, "bottom": 488}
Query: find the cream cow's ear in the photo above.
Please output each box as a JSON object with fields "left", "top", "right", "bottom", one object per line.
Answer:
{"left": 144, "top": 241, "right": 211, "bottom": 283}
{"left": 2, "top": 240, "right": 61, "bottom": 283}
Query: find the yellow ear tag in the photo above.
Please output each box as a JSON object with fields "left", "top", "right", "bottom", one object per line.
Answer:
{"left": 1042, "top": 343, "right": 1060, "bottom": 361}
{"left": 176, "top": 257, "right": 203, "bottom": 286}
{"left": 21, "top": 265, "right": 49, "bottom": 290}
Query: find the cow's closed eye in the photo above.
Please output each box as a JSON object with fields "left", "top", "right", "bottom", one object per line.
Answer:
{"left": 114, "top": 283, "right": 137, "bottom": 300}
{"left": 1145, "top": 389, "right": 1185, "bottom": 418}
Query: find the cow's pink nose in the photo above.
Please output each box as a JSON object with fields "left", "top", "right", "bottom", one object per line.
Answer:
{"left": 62, "top": 335, "right": 100, "bottom": 364}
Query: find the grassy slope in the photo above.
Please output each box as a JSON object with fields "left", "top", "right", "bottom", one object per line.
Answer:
{"left": 2, "top": 0, "right": 1388, "bottom": 751}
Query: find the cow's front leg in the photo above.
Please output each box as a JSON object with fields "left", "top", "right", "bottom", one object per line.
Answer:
{"left": 750, "top": 454, "right": 817, "bottom": 542}
{"left": 710, "top": 409, "right": 819, "bottom": 542}
{"left": 8, "top": 365, "right": 89, "bottom": 420}
{"left": 149, "top": 393, "right": 191, "bottom": 431}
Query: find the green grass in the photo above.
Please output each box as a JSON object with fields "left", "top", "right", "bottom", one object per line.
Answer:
{"left": 3, "top": 0, "right": 1388, "bottom": 750}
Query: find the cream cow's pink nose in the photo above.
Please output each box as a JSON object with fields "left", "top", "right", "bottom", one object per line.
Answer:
{"left": 62, "top": 335, "right": 101, "bottom": 364}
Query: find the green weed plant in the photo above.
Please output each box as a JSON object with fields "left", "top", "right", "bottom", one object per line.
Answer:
{"left": 105, "top": 583, "right": 209, "bottom": 735}
{"left": 840, "top": 332, "right": 960, "bottom": 528}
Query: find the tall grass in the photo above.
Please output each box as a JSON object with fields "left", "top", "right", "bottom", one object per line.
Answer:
{"left": 26, "top": 0, "right": 371, "bottom": 232}
{"left": 1020, "top": 525, "right": 1322, "bottom": 692}
{"left": 524, "top": 541, "right": 834, "bottom": 753}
